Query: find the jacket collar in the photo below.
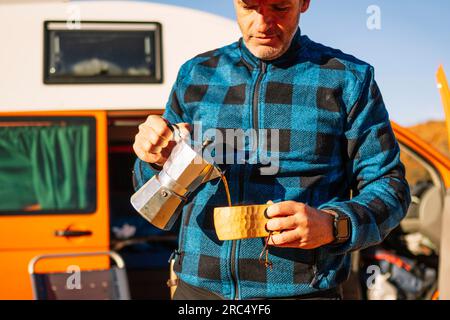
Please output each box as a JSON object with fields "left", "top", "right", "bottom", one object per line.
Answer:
{"left": 238, "top": 28, "right": 308, "bottom": 69}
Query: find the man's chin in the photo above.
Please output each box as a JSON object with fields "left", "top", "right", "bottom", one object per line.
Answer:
{"left": 251, "top": 46, "right": 284, "bottom": 61}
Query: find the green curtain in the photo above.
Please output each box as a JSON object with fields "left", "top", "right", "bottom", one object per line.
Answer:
{"left": 0, "top": 123, "right": 91, "bottom": 212}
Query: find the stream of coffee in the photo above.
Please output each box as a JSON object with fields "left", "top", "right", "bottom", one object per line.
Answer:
{"left": 220, "top": 174, "right": 232, "bottom": 207}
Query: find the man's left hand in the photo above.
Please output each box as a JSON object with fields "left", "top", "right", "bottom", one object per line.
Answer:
{"left": 265, "top": 201, "right": 335, "bottom": 249}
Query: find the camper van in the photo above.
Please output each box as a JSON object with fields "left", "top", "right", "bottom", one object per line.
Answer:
{"left": 0, "top": 0, "right": 240, "bottom": 299}
{"left": 0, "top": 0, "right": 449, "bottom": 300}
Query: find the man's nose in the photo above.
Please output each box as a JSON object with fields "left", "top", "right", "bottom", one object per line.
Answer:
{"left": 254, "top": 8, "right": 273, "bottom": 33}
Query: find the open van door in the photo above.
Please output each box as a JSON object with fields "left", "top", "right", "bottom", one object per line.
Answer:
{"left": 0, "top": 111, "right": 109, "bottom": 299}
{"left": 437, "top": 66, "right": 450, "bottom": 299}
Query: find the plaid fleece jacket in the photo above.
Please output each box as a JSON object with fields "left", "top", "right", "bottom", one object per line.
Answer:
{"left": 133, "top": 29, "right": 411, "bottom": 299}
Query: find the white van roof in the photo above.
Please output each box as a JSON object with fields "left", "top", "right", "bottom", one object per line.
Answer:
{"left": 0, "top": 1, "right": 240, "bottom": 111}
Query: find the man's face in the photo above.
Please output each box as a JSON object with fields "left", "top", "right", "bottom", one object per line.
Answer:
{"left": 234, "top": 0, "right": 310, "bottom": 60}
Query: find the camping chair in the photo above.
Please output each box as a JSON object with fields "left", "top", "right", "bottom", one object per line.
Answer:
{"left": 28, "top": 251, "right": 130, "bottom": 300}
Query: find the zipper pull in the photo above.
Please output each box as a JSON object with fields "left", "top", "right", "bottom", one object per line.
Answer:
{"left": 309, "top": 250, "right": 322, "bottom": 289}
{"left": 260, "top": 61, "right": 267, "bottom": 74}
{"left": 168, "top": 249, "right": 180, "bottom": 263}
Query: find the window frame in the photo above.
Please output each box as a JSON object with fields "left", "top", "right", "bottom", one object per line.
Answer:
{"left": 43, "top": 21, "right": 164, "bottom": 84}
{"left": 0, "top": 116, "right": 98, "bottom": 216}
{"left": 399, "top": 142, "right": 445, "bottom": 197}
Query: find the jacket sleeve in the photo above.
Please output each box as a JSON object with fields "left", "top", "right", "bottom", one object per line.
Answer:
{"left": 318, "top": 66, "right": 411, "bottom": 255}
{"left": 133, "top": 65, "right": 192, "bottom": 191}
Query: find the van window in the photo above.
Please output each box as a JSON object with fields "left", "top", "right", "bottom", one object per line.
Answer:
{"left": 44, "top": 21, "right": 162, "bottom": 84}
{"left": 400, "top": 147, "right": 433, "bottom": 188}
{"left": 0, "top": 117, "right": 96, "bottom": 215}
{"left": 400, "top": 145, "right": 436, "bottom": 231}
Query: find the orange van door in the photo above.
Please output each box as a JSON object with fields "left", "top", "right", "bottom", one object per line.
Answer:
{"left": 436, "top": 66, "right": 450, "bottom": 299}
{"left": 0, "top": 111, "right": 109, "bottom": 299}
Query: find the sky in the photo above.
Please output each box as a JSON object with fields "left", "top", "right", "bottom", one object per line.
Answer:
{"left": 143, "top": 0, "right": 450, "bottom": 126}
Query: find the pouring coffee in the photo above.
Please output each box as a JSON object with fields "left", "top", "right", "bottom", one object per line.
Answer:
{"left": 130, "top": 124, "right": 222, "bottom": 230}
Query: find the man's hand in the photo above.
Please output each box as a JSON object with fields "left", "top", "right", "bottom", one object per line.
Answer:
{"left": 265, "top": 201, "right": 335, "bottom": 249}
{"left": 133, "top": 115, "right": 191, "bottom": 167}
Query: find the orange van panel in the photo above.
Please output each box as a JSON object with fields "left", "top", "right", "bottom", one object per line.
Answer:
{"left": 0, "top": 249, "right": 109, "bottom": 300}
{"left": 0, "top": 111, "right": 110, "bottom": 299}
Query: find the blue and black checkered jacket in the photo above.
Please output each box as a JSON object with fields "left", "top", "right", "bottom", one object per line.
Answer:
{"left": 133, "top": 29, "right": 411, "bottom": 299}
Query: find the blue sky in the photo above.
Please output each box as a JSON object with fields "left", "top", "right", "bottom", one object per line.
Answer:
{"left": 143, "top": 0, "right": 450, "bottom": 126}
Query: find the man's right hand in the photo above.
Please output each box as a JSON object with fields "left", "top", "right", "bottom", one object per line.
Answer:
{"left": 133, "top": 115, "right": 191, "bottom": 167}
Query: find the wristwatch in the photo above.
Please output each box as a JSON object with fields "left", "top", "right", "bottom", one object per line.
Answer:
{"left": 328, "top": 210, "right": 351, "bottom": 244}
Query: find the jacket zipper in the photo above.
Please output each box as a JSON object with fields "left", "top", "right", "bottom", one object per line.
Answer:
{"left": 253, "top": 61, "right": 267, "bottom": 132}
{"left": 230, "top": 60, "right": 268, "bottom": 300}
{"left": 230, "top": 167, "right": 242, "bottom": 300}
{"left": 230, "top": 240, "right": 239, "bottom": 300}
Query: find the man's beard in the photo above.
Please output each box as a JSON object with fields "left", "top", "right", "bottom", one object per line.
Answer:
{"left": 252, "top": 44, "right": 287, "bottom": 61}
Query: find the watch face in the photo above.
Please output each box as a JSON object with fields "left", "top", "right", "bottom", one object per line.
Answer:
{"left": 337, "top": 217, "right": 350, "bottom": 239}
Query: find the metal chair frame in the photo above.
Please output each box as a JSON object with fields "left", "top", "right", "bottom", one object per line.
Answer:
{"left": 28, "top": 251, "right": 130, "bottom": 300}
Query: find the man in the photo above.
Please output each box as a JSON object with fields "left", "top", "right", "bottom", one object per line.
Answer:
{"left": 133, "top": 0, "right": 411, "bottom": 300}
